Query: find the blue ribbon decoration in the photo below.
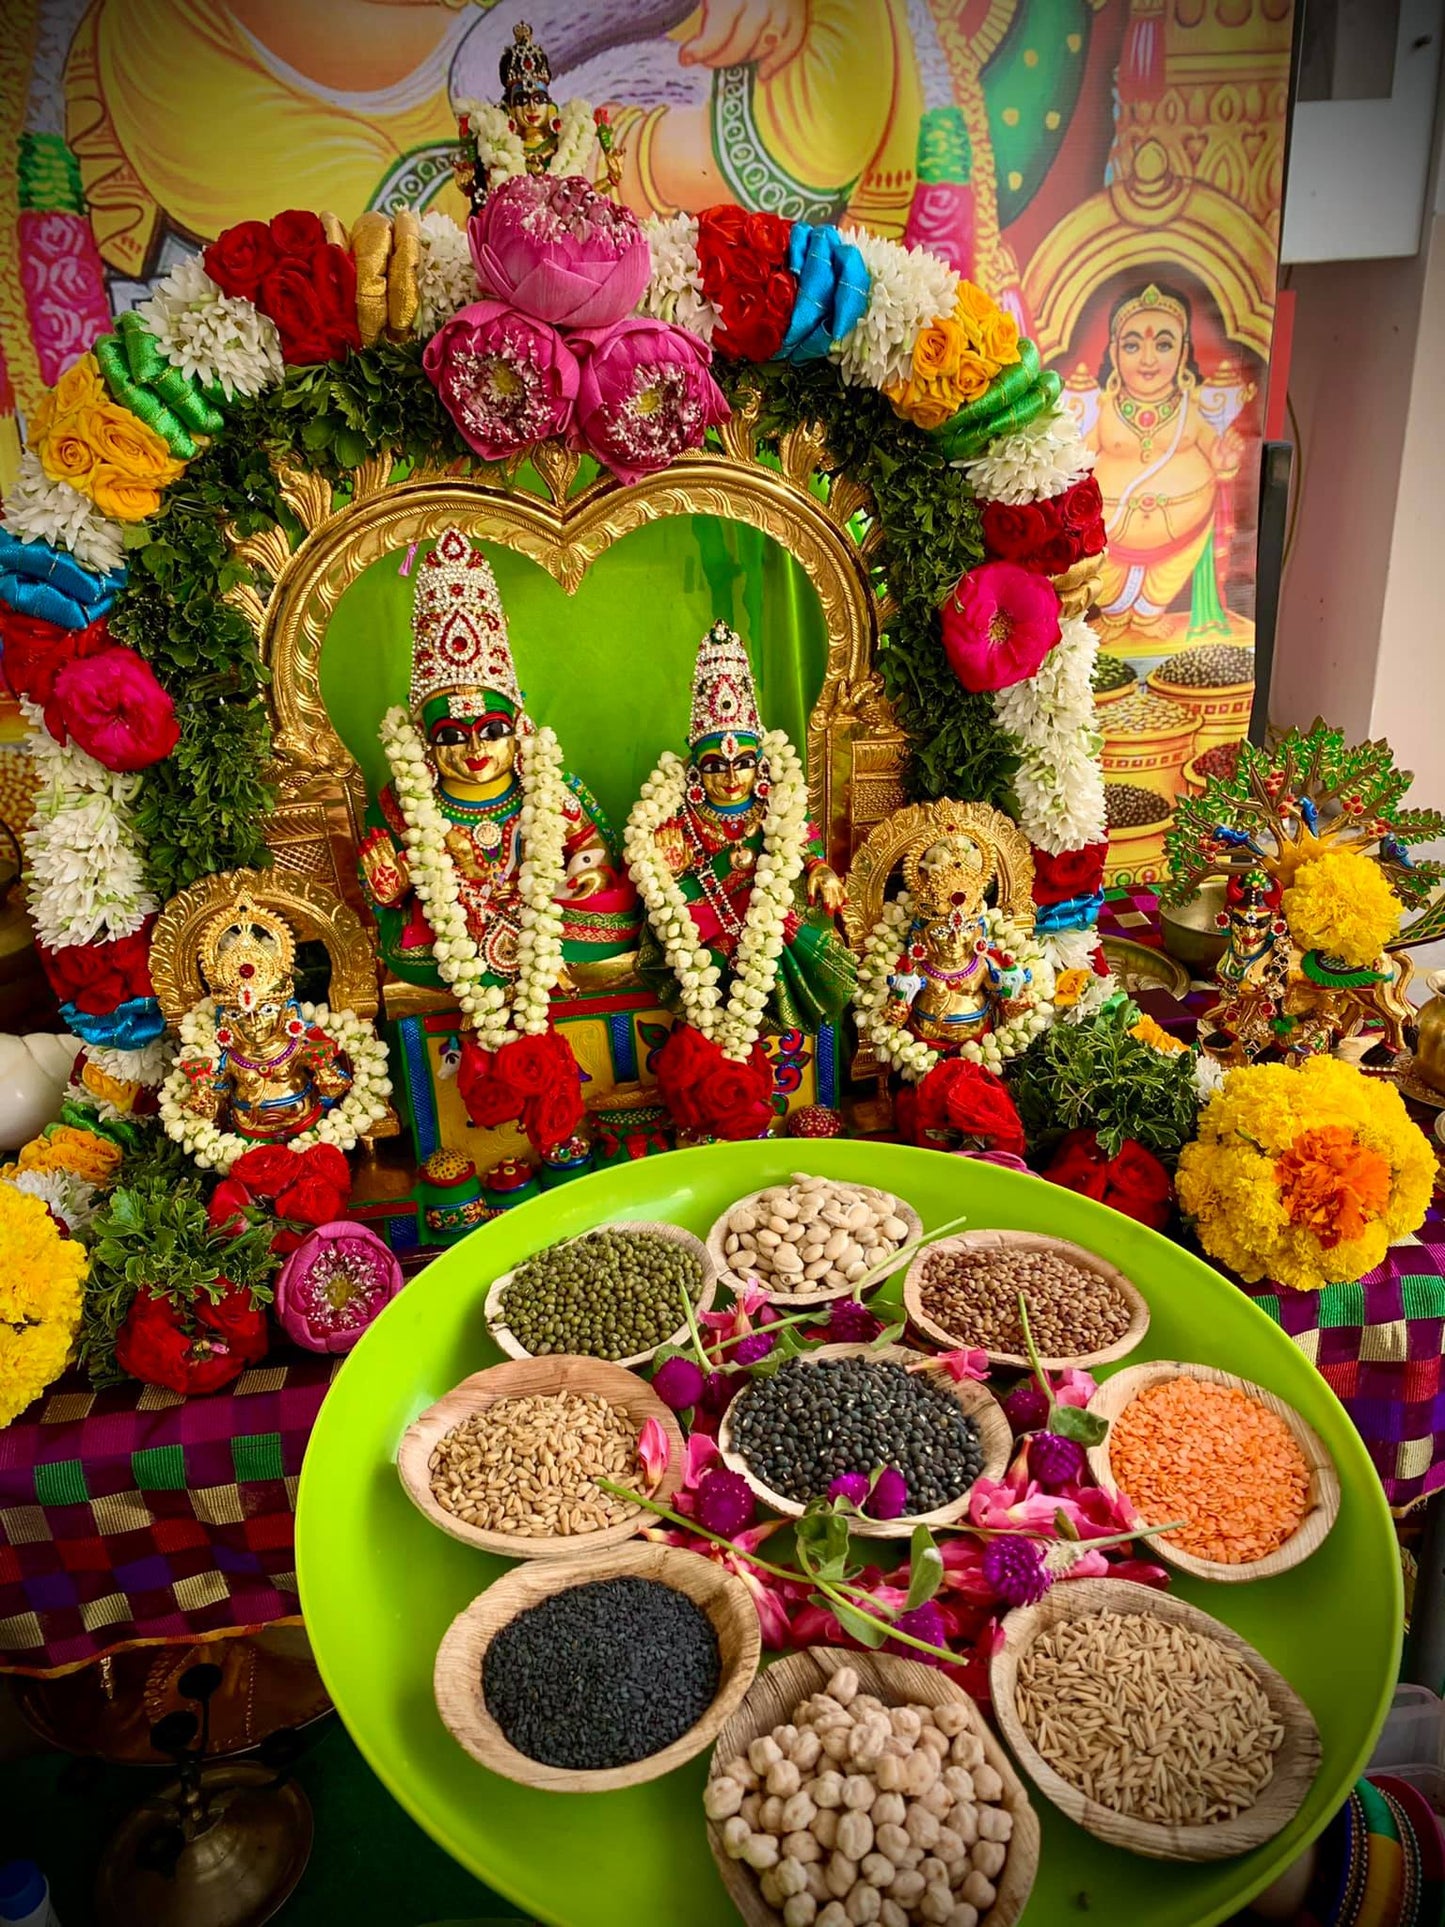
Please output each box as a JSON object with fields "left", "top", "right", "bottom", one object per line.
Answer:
{"left": 59, "top": 997, "right": 167, "bottom": 1050}
{"left": 0, "top": 533, "right": 125, "bottom": 629}
{"left": 779, "top": 224, "right": 871, "bottom": 362}
{"left": 1031, "top": 891, "right": 1105, "bottom": 935}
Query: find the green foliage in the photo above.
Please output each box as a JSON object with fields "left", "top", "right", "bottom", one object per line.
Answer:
{"left": 1006, "top": 1003, "right": 1202, "bottom": 1164}
{"left": 81, "top": 1169, "right": 281, "bottom": 1388}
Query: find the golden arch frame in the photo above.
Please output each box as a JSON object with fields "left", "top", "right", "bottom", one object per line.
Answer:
{"left": 227, "top": 414, "right": 910, "bottom": 918}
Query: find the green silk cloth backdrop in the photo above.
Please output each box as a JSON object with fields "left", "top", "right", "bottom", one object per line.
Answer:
{"left": 320, "top": 517, "right": 828, "bottom": 837}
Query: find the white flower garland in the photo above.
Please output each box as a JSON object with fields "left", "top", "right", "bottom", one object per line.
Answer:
{"left": 377, "top": 707, "right": 567, "bottom": 1049}
{"left": 135, "top": 255, "right": 283, "bottom": 399}
{"left": 991, "top": 614, "right": 1107, "bottom": 856}
{"left": 415, "top": 211, "right": 480, "bottom": 335}
{"left": 456, "top": 99, "right": 597, "bottom": 182}
{"left": 1039, "top": 927, "right": 1099, "bottom": 975}
{"left": 84, "top": 1039, "right": 175, "bottom": 1088}
{"left": 20, "top": 702, "right": 157, "bottom": 948}
{"left": 638, "top": 214, "right": 718, "bottom": 342}
{"left": 1, "top": 450, "right": 124, "bottom": 574}
{"left": 832, "top": 227, "right": 958, "bottom": 390}
{"left": 159, "top": 1000, "right": 392, "bottom": 1173}
{"left": 3, "top": 1167, "right": 99, "bottom": 1236}
{"left": 854, "top": 897, "right": 1055, "bottom": 1081}
{"left": 961, "top": 407, "right": 1093, "bottom": 502}
{"left": 623, "top": 729, "right": 810, "bottom": 1062}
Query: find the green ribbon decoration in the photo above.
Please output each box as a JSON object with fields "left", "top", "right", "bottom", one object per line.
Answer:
{"left": 94, "top": 331, "right": 200, "bottom": 461}
{"left": 119, "top": 312, "right": 224, "bottom": 436}
{"left": 57, "top": 1100, "right": 144, "bottom": 1154}
{"left": 930, "top": 339, "right": 1063, "bottom": 463}
{"left": 17, "top": 132, "right": 85, "bottom": 217}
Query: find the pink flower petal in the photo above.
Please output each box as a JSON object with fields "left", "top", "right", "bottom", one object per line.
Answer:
{"left": 637, "top": 1417, "right": 670, "bottom": 1493}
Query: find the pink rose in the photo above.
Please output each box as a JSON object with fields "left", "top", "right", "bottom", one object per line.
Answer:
{"left": 423, "top": 300, "right": 580, "bottom": 462}
{"left": 469, "top": 174, "right": 652, "bottom": 329}
{"left": 570, "top": 318, "right": 729, "bottom": 486}
{"left": 940, "top": 559, "right": 1062, "bottom": 693}
{"left": 45, "top": 645, "right": 180, "bottom": 771}
{"left": 273, "top": 1221, "right": 404, "bottom": 1355}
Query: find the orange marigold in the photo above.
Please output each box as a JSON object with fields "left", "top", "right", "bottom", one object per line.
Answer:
{"left": 1275, "top": 1125, "right": 1392, "bottom": 1250}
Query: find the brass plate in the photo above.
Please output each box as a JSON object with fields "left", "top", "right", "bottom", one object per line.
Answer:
{"left": 1102, "top": 935, "right": 1193, "bottom": 1000}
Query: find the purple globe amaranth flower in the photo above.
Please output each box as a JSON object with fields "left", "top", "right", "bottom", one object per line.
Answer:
{"left": 694, "top": 1467, "right": 756, "bottom": 1538}
{"left": 1003, "top": 1384, "right": 1052, "bottom": 1436}
{"left": 273, "top": 1221, "right": 403, "bottom": 1354}
{"left": 469, "top": 173, "right": 651, "bottom": 328}
{"left": 734, "top": 1330, "right": 776, "bottom": 1366}
{"left": 982, "top": 1534, "right": 1053, "bottom": 1609}
{"left": 697, "top": 1368, "right": 738, "bottom": 1418}
{"left": 824, "top": 1300, "right": 883, "bottom": 1345}
{"left": 1030, "top": 1431, "right": 1085, "bottom": 1489}
{"left": 652, "top": 1354, "right": 706, "bottom": 1412}
{"left": 866, "top": 1465, "right": 910, "bottom": 1522}
{"left": 887, "top": 1600, "right": 951, "bottom": 1665}
{"left": 828, "top": 1472, "right": 870, "bottom": 1509}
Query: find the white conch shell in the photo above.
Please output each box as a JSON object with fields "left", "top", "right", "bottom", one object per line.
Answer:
{"left": 0, "top": 1032, "right": 80, "bottom": 1152}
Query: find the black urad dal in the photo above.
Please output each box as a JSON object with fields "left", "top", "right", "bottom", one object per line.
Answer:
{"left": 728, "top": 1354, "right": 984, "bottom": 1513}
{"left": 481, "top": 1575, "right": 721, "bottom": 1771}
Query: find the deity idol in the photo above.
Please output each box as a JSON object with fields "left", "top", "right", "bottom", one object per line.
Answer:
{"left": 1086, "top": 283, "right": 1243, "bottom": 643}
{"left": 880, "top": 833, "right": 1034, "bottom": 1051}
{"left": 359, "top": 526, "right": 638, "bottom": 1006}
{"left": 625, "top": 622, "right": 855, "bottom": 1058}
{"left": 176, "top": 894, "right": 353, "bottom": 1143}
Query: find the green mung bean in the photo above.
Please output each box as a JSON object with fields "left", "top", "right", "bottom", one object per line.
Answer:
{"left": 499, "top": 1228, "right": 704, "bottom": 1360}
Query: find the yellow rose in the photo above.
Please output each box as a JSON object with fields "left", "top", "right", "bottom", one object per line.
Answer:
{"left": 30, "top": 354, "right": 106, "bottom": 443}
{"left": 1052, "top": 967, "right": 1092, "bottom": 1009}
{"left": 37, "top": 414, "right": 99, "bottom": 490}
{"left": 89, "top": 464, "right": 164, "bottom": 523}
{"left": 84, "top": 402, "right": 183, "bottom": 486}
{"left": 952, "top": 280, "right": 998, "bottom": 336}
{"left": 952, "top": 282, "right": 1021, "bottom": 370}
{"left": 948, "top": 348, "right": 996, "bottom": 406}
{"left": 885, "top": 379, "right": 957, "bottom": 432}
{"left": 80, "top": 1059, "right": 145, "bottom": 1112}
{"left": 17, "top": 1126, "right": 123, "bottom": 1187}
{"left": 911, "top": 316, "right": 964, "bottom": 383}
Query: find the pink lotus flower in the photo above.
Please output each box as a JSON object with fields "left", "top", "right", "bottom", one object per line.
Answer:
{"left": 571, "top": 318, "right": 730, "bottom": 485}
{"left": 423, "top": 300, "right": 580, "bottom": 462}
{"left": 941, "top": 559, "right": 1062, "bottom": 693}
{"left": 468, "top": 174, "right": 652, "bottom": 329}
{"left": 273, "top": 1221, "right": 404, "bottom": 1354}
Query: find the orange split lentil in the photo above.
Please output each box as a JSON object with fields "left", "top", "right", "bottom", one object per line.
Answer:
{"left": 1109, "top": 1377, "right": 1310, "bottom": 1564}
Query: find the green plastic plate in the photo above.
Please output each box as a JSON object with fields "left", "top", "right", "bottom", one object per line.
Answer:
{"left": 296, "top": 1142, "right": 1401, "bottom": 1927}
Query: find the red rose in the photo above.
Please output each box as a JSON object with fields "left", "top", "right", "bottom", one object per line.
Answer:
{"left": 44, "top": 645, "right": 179, "bottom": 771}
{"left": 37, "top": 918, "right": 154, "bottom": 1015}
{"left": 203, "top": 219, "right": 278, "bottom": 301}
{"left": 1034, "top": 533, "right": 1082, "bottom": 576}
{"left": 229, "top": 1143, "right": 303, "bottom": 1198}
{"left": 0, "top": 609, "right": 111, "bottom": 706}
{"left": 656, "top": 1023, "right": 773, "bottom": 1141}
{"left": 257, "top": 249, "right": 359, "bottom": 365}
{"left": 899, "top": 1059, "right": 1025, "bottom": 1155}
{"left": 207, "top": 1176, "right": 253, "bottom": 1238}
{"left": 115, "top": 1286, "right": 258, "bottom": 1396}
{"left": 1031, "top": 843, "right": 1108, "bottom": 907}
{"left": 496, "top": 1032, "right": 559, "bottom": 1095}
{"left": 194, "top": 1280, "right": 269, "bottom": 1368}
{"left": 299, "top": 1142, "right": 351, "bottom": 1194}
{"left": 274, "top": 1167, "right": 351, "bottom": 1230}
{"left": 456, "top": 1029, "right": 584, "bottom": 1153}
{"left": 695, "top": 204, "right": 797, "bottom": 362}
{"left": 1078, "top": 514, "right": 1107, "bottom": 557}
{"left": 456, "top": 1038, "right": 521, "bottom": 1129}
{"left": 1056, "top": 475, "right": 1104, "bottom": 534}
{"left": 522, "top": 1072, "right": 586, "bottom": 1156}
{"left": 980, "top": 499, "right": 1054, "bottom": 564}
{"left": 269, "top": 209, "right": 327, "bottom": 260}
{"left": 1044, "top": 1128, "right": 1173, "bottom": 1230}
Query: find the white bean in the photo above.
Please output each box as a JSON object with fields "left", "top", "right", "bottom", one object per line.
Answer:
{"left": 741, "top": 1832, "right": 780, "bottom": 1870}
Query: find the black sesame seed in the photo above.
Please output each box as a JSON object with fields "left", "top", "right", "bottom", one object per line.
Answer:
{"left": 482, "top": 1576, "right": 721, "bottom": 1771}
{"left": 729, "top": 1356, "right": 984, "bottom": 1513}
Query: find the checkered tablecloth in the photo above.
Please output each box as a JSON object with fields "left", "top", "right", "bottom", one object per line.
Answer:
{"left": 1102, "top": 888, "right": 1445, "bottom": 1512}
{"left": 0, "top": 1352, "right": 338, "bottom": 1675}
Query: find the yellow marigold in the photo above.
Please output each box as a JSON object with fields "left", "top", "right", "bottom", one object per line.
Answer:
{"left": 1177, "top": 1055, "right": 1433, "bottom": 1290}
{"left": 29, "top": 353, "right": 106, "bottom": 444}
{"left": 0, "top": 1187, "right": 87, "bottom": 1428}
{"left": 1282, "top": 848, "right": 1401, "bottom": 970}
{"left": 1053, "top": 967, "right": 1092, "bottom": 1008}
{"left": 1130, "top": 1013, "right": 1188, "bottom": 1056}
{"left": 16, "top": 1126, "right": 123, "bottom": 1187}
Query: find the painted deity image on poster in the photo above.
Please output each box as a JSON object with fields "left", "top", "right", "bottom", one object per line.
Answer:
{"left": 0, "top": 0, "right": 1294, "bottom": 880}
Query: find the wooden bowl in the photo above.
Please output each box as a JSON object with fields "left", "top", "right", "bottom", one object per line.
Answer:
{"left": 1085, "top": 1360, "right": 1341, "bottom": 1582}
{"left": 706, "top": 1181, "right": 923, "bottom": 1308}
{"left": 434, "top": 1539, "right": 761, "bottom": 1794}
{"left": 990, "top": 1578, "right": 1322, "bottom": 1862}
{"left": 483, "top": 1220, "right": 718, "bottom": 1369}
{"left": 903, "top": 1229, "right": 1151, "bottom": 1372}
{"left": 707, "top": 1646, "right": 1039, "bottom": 1927}
{"left": 397, "top": 1354, "right": 685, "bottom": 1561}
{"left": 717, "top": 1342, "right": 1012, "bottom": 1539}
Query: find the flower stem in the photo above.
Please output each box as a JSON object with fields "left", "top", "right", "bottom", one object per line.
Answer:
{"left": 678, "top": 1278, "right": 711, "bottom": 1372}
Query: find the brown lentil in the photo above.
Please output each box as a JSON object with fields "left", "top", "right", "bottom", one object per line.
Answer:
{"left": 917, "top": 1246, "right": 1131, "bottom": 1358}
{"left": 1014, "top": 1610, "right": 1284, "bottom": 1826}
{"left": 427, "top": 1390, "right": 642, "bottom": 1538}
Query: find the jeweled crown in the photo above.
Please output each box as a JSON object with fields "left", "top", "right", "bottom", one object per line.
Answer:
{"left": 1111, "top": 282, "right": 1188, "bottom": 337}
{"left": 906, "top": 832, "right": 990, "bottom": 925}
{"left": 200, "top": 893, "right": 295, "bottom": 1013}
{"left": 410, "top": 526, "right": 520, "bottom": 718}
{"left": 688, "top": 620, "right": 762, "bottom": 750}
{"left": 500, "top": 21, "right": 552, "bottom": 103}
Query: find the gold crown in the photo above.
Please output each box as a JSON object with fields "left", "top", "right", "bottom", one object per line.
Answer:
{"left": 1110, "top": 282, "right": 1189, "bottom": 338}
{"left": 905, "top": 831, "right": 991, "bottom": 922}
{"left": 199, "top": 892, "right": 295, "bottom": 1012}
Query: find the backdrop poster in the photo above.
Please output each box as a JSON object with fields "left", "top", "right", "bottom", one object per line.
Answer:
{"left": 0, "top": 0, "right": 1294, "bottom": 880}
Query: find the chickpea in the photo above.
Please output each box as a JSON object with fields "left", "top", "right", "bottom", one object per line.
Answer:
{"left": 872, "top": 1792, "right": 906, "bottom": 1827}
{"left": 845, "top": 1887, "right": 881, "bottom": 1925}
{"left": 874, "top": 1824, "right": 910, "bottom": 1863}
{"left": 904, "top": 1804, "right": 940, "bottom": 1849}
{"left": 723, "top": 1753, "right": 759, "bottom": 1789}
{"left": 785, "top": 1830, "right": 822, "bottom": 1864}
{"left": 825, "top": 1852, "right": 859, "bottom": 1898}
{"left": 741, "top": 1832, "right": 780, "bottom": 1871}
{"left": 842, "top": 1775, "right": 877, "bottom": 1812}
{"left": 836, "top": 1811, "right": 874, "bottom": 1862}
{"left": 945, "top": 1908, "right": 979, "bottom": 1927}
{"left": 817, "top": 1906, "right": 849, "bottom": 1927}
{"left": 880, "top": 1903, "right": 909, "bottom": 1927}
{"left": 972, "top": 1839, "right": 1007, "bottom": 1881}
{"left": 889, "top": 1706, "right": 922, "bottom": 1741}
{"left": 960, "top": 1870, "right": 997, "bottom": 1909}
{"left": 782, "top": 1792, "right": 818, "bottom": 1834}
{"left": 875, "top": 1755, "right": 905, "bottom": 1792}
{"left": 777, "top": 1857, "right": 809, "bottom": 1898}
{"left": 918, "top": 1780, "right": 953, "bottom": 1818}
{"left": 860, "top": 1853, "right": 895, "bottom": 1889}
{"left": 813, "top": 1809, "right": 840, "bottom": 1851}
{"left": 704, "top": 1777, "right": 743, "bottom": 1819}
{"left": 950, "top": 1804, "right": 978, "bottom": 1847}
{"left": 917, "top": 1725, "right": 951, "bottom": 1757}
{"left": 750, "top": 1736, "right": 784, "bottom": 1774}
{"left": 721, "top": 1816, "right": 750, "bottom": 1858}
{"left": 887, "top": 1868, "right": 925, "bottom": 1906}
{"left": 941, "top": 1766, "right": 975, "bottom": 1803}
{"left": 760, "top": 1869, "right": 785, "bottom": 1908}
{"left": 977, "top": 1804, "right": 1012, "bottom": 1843}
{"left": 932, "top": 1702, "right": 971, "bottom": 1737}
{"left": 920, "top": 1881, "right": 955, "bottom": 1924}
{"left": 949, "top": 1732, "right": 985, "bottom": 1769}
{"left": 972, "top": 1764, "right": 1003, "bottom": 1803}
{"left": 827, "top": 1667, "right": 860, "bottom": 1705}
{"left": 784, "top": 1897, "right": 818, "bottom": 1927}
{"left": 760, "top": 1796, "right": 785, "bottom": 1834}
{"left": 741, "top": 1794, "right": 762, "bottom": 1828}
{"left": 768, "top": 1759, "right": 802, "bottom": 1799}
{"left": 812, "top": 1772, "right": 845, "bottom": 1810}
{"left": 792, "top": 1730, "right": 824, "bottom": 1771}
